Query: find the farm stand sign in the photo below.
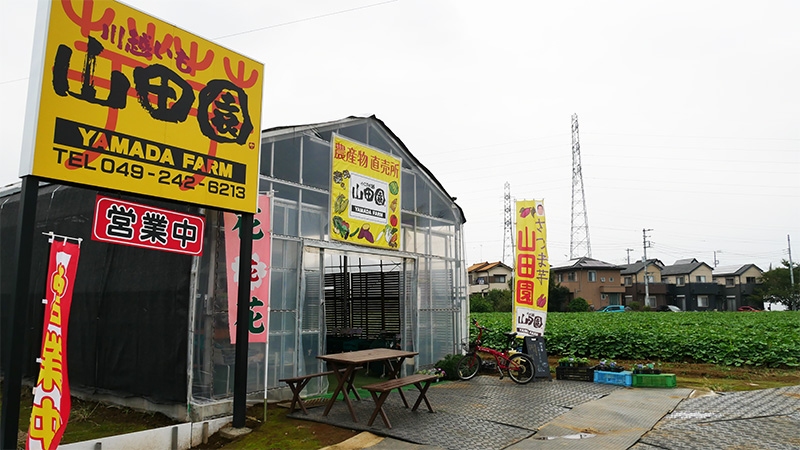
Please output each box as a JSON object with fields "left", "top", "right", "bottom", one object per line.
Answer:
{"left": 330, "top": 134, "right": 401, "bottom": 250}
{"left": 21, "top": 0, "right": 263, "bottom": 213}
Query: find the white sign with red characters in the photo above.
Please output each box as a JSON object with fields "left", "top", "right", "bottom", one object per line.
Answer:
{"left": 92, "top": 195, "right": 204, "bottom": 255}
{"left": 27, "top": 240, "right": 80, "bottom": 450}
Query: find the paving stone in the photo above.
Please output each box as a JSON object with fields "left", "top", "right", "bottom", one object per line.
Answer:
{"left": 288, "top": 377, "right": 613, "bottom": 450}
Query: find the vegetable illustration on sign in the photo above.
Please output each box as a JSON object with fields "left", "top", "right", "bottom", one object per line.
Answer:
{"left": 330, "top": 134, "right": 401, "bottom": 250}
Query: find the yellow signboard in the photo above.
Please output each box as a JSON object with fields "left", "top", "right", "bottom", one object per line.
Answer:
{"left": 330, "top": 134, "right": 401, "bottom": 250}
{"left": 513, "top": 200, "right": 550, "bottom": 336}
{"left": 21, "top": 0, "right": 263, "bottom": 213}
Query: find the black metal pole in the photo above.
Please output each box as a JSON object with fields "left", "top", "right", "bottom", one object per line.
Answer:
{"left": 1, "top": 176, "right": 39, "bottom": 450}
{"left": 232, "top": 212, "right": 254, "bottom": 428}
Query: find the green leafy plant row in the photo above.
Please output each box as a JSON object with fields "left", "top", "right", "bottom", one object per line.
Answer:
{"left": 470, "top": 311, "right": 800, "bottom": 367}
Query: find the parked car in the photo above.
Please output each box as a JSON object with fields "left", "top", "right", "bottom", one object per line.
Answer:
{"left": 737, "top": 306, "right": 762, "bottom": 311}
{"left": 658, "top": 305, "right": 682, "bottom": 312}
{"left": 596, "top": 305, "right": 630, "bottom": 312}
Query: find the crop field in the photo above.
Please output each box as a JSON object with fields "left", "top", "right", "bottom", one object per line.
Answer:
{"left": 471, "top": 311, "right": 800, "bottom": 367}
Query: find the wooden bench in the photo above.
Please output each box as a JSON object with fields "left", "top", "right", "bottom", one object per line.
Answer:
{"left": 279, "top": 368, "right": 361, "bottom": 414}
{"left": 363, "top": 373, "right": 438, "bottom": 428}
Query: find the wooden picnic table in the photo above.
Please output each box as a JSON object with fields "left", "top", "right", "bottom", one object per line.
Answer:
{"left": 317, "top": 348, "right": 418, "bottom": 422}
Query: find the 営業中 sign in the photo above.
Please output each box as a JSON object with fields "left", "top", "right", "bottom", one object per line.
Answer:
{"left": 20, "top": 0, "right": 264, "bottom": 213}
{"left": 92, "top": 195, "right": 204, "bottom": 255}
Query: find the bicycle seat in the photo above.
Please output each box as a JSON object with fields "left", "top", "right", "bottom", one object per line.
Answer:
{"left": 503, "top": 332, "right": 517, "bottom": 338}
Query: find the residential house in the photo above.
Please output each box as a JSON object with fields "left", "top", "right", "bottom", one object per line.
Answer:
{"left": 661, "top": 258, "right": 717, "bottom": 311}
{"left": 712, "top": 264, "right": 764, "bottom": 310}
{"left": 619, "top": 259, "right": 667, "bottom": 309}
{"left": 550, "top": 257, "right": 625, "bottom": 310}
{"left": 468, "top": 261, "right": 512, "bottom": 296}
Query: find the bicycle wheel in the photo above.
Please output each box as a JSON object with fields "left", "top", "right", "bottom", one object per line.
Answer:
{"left": 507, "top": 353, "right": 535, "bottom": 384}
{"left": 456, "top": 353, "right": 481, "bottom": 380}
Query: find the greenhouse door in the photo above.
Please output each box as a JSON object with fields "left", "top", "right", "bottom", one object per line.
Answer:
{"left": 320, "top": 250, "right": 414, "bottom": 372}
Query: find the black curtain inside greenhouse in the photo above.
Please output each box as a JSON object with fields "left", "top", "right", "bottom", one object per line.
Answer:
{"left": 0, "top": 183, "right": 193, "bottom": 403}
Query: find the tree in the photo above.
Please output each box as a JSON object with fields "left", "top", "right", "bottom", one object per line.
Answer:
{"left": 548, "top": 281, "right": 572, "bottom": 312}
{"left": 752, "top": 260, "right": 800, "bottom": 310}
{"left": 469, "top": 289, "right": 512, "bottom": 312}
{"left": 469, "top": 294, "right": 493, "bottom": 313}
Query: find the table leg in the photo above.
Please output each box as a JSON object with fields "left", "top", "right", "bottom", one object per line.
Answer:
{"left": 323, "top": 363, "right": 359, "bottom": 422}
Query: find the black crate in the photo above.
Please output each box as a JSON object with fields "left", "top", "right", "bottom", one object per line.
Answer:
{"left": 556, "top": 366, "right": 594, "bottom": 382}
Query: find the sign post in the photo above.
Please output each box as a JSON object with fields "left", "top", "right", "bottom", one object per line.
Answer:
{"left": 0, "top": 176, "right": 40, "bottom": 450}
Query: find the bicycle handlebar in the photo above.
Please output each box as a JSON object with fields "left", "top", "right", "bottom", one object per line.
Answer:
{"left": 471, "top": 318, "right": 494, "bottom": 333}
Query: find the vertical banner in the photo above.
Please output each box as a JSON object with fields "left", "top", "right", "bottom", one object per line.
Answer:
{"left": 27, "top": 240, "right": 81, "bottom": 450}
{"left": 513, "top": 200, "right": 550, "bottom": 336}
{"left": 330, "top": 134, "right": 401, "bottom": 250}
{"left": 224, "top": 195, "right": 271, "bottom": 344}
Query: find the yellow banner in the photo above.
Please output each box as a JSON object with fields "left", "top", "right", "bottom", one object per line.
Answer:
{"left": 330, "top": 134, "right": 401, "bottom": 250}
{"left": 513, "top": 200, "right": 549, "bottom": 336}
{"left": 24, "top": 0, "right": 263, "bottom": 213}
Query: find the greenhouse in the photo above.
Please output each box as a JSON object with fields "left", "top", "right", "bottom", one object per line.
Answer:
{"left": 0, "top": 116, "right": 469, "bottom": 420}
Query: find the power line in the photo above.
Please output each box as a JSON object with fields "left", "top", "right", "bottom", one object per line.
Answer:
{"left": 213, "top": 0, "right": 399, "bottom": 39}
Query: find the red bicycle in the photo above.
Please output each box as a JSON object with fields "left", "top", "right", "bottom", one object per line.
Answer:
{"left": 457, "top": 319, "right": 535, "bottom": 384}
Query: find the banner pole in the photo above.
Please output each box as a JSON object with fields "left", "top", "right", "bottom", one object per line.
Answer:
{"left": 232, "top": 213, "right": 254, "bottom": 429}
{"left": 1, "top": 176, "right": 40, "bottom": 450}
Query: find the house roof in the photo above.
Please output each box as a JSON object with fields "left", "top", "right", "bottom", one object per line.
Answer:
{"left": 551, "top": 257, "right": 619, "bottom": 271}
{"left": 468, "top": 261, "right": 512, "bottom": 273}
{"left": 712, "top": 264, "right": 763, "bottom": 277}
{"left": 262, "top": 115, "right": 466, "bottom": 224}
{"left": 619, "top": 259, "right": 664, "bottom": 275}
{"left": 661, "top": 258, "right": 713, "bottom": 276}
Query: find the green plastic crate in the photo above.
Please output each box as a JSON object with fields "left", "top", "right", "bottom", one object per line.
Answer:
{"left": 632, "top": 373, "right": 677, "bottom": 388}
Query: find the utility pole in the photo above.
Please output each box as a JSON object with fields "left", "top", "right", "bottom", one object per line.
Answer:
{"left": 786, "top": 234, "right": 797, "bottom": 309}
{"left": 643, "top": 229, "right": 653, "bottom": 306}
{"left": 789, "top": 234, "right": 795, "bottom": 289}
{"left": 502, "top": 182, "right": 514, "bottom": 265}
{"left": 626, "top": 248, "right": 634, "bottom": 264}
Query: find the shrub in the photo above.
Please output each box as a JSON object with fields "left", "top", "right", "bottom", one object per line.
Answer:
{"left": 434, "top": 354, "right": 463, "bottom": 380}
{"left": 568, "top": 297, "right": 590, "bottom": 312}
{"left": 469, "top": 294, "right": 493, "bottom": 313}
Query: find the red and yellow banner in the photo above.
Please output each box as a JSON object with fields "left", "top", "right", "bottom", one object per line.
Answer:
{"left": 513, "top": 200, "right": 549, "bottom": 336}
{"left": 224, "top": 195, "right": 271, "bottom": 343}
{"left": 27, "top": 240, "right": 81, "bottom": 450}
{"left": 330, "top": 134, "right": 401, "bottom": 250}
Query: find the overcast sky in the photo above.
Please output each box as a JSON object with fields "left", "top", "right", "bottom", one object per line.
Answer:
{"left": 2, "top": 0, "right": 798, "bottom": 272}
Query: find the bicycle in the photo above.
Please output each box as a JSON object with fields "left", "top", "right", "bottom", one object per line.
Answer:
{"left": 456, "top": 319, "right": 535, "bottom": 384}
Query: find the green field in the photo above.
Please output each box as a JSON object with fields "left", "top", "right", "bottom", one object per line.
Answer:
{"left": 472, "top": 311, "right": 800, "bottom": 367}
